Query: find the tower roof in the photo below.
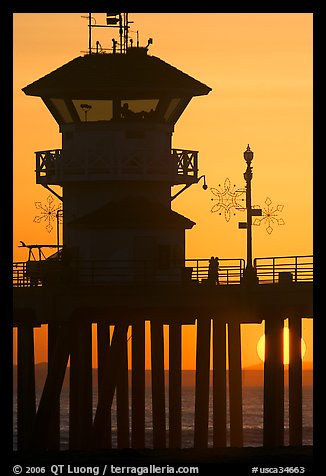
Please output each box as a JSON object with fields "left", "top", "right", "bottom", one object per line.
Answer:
{"left": 22, "top": 50, "right": 211, "bottom": 98}
{"left": 68, "top": 197, "right": 196, "bottom": 230}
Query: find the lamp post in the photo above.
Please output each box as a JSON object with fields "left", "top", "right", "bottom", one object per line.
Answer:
{"left": 240, "top": 145, "right": 261, "bottom": 284}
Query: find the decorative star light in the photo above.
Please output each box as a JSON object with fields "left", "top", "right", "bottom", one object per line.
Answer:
{"left": 33, "top": 195, "right": 62, "bottom": 233}
{"left": 253, "top": 197, "right": 285, "bottom": 234}
{"left": 210, "top": 178, "right": 245, "bottom": 222}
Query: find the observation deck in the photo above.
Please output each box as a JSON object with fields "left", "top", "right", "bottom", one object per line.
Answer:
{"left": 35, "top": 148, "right": 199, "bottom": 185}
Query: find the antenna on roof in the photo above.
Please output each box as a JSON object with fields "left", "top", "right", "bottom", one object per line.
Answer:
{"left": 82, "top": 13, "right": 148, "bottom": 55}
{"left": 88, "top": 13, "right": 93, "bottom": 54}
{"left": 82, "top": 12, "right": 133, "bottom": 54}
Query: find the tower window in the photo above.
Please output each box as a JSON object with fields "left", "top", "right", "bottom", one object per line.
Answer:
{"left": 50, "top": 98, "right": 74, "bottom": 123}
{"left": 120, "top": 99, "right": 159, "bottom": 121}
{"left": 164, "top": 98, "right": 182, "bottom": 122}
{"left": 72, "top": 99, "right": 113, "bottom": 122}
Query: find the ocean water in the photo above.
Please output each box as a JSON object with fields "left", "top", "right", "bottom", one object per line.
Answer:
{"left": 13, "top": 385, "right": 313, "bottom": 449}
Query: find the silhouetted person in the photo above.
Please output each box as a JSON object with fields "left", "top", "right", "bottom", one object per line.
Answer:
{"left": 208, "top": 256, "right": 219, "bottom": 285}
{"left": 121, "top": 102, "right": 153, "bottom": 121}
{"left": 121, "top": 102, "right": 136, "bottom": 120}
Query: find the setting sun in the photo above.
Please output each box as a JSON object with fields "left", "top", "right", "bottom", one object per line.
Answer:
{"left": 257, "top": 327, "right": 307, "bottom": 365}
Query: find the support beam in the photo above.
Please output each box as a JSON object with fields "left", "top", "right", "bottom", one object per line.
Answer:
{"left": 264, "top": 316, "right": 284, "bottom": 446}
{"left": 132, "top": 320, "right": 145, "bottom": 448}
{"left": 97, "top": 322, "right": 112, "bottom": 448}
{"left": 92, "top": 323, "right": 129, "bottom": 447}
{"left": 151, "top": 320, "right": 166, "bottom": 448}
{"left": 47, "top": 323, "right": 61, "bottom": 450}
{"left": 69, "top": 321, "right": 93, "bottom": 450}
{"left": 213, "top": 319, "right": 227, "bottom": 447}
{"left": 194, "top": 317, "right": 211, "bottom": 449}
{"left": 228, "top": 321, "right": 243, "bottom": 447}
{"left": 17, "top": 324, "right": 36, "bottom": 450}
{"left": 116, "top": 324, "right": 130, "bottom": 448}
{"left": 289, "top": 316, "right": 303, "bottom": 446}
{"left": 169, "top": 323, "right": 182, "bottom": 448}
{"left": 33, "top": 324, "right": 70, "bottom": 449}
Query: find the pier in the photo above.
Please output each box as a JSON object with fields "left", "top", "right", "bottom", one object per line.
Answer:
{"left": 13, "top": 255, "right": 312, "bottom": 451}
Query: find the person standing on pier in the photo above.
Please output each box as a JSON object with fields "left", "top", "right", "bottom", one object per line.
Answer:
{"left": 208, "top": 256, "right": 219, "bottom": 285}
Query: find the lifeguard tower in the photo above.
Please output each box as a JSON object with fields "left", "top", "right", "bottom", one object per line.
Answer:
{"left": 22, "top": 13, "right": 211, "bottom": 285}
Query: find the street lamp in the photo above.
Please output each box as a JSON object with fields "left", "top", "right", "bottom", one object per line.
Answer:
{"left": 240, "top": 145, "right": 262, "bottom": 284}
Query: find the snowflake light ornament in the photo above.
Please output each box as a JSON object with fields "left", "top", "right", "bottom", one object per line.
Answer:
{"left": 210, "top": 178, "right": 245, "bottom": 222}
{"left": 253, "top": 197, "right": 285, "bottom": 234}
{"left": 33, "top": 195, "right": 62, "bottom": 233}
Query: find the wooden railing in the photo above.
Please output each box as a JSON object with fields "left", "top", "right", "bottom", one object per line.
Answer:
{"left": 185, "top": 258, "right": 245, "bottom": 284}
{"left": 13, "top": 256, "right": 313, "bottom": 288}
{"left": 254, "top": 255, "right": 313, "bottom": 284}
{"left": 13, "top": 258, "right": 245, "bottom": 287}
{"left": 35, "top": 148, "right": 198, "bottom": 183}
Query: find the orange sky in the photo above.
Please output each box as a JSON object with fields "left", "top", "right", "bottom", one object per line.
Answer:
{"left": 13, "top": 13, "right": 313, "bottom": 368}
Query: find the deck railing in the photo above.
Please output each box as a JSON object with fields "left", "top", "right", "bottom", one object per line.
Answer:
{"left": 185, "top": 258, "right": 245, "bottom": 284}
{"left": 13, "top": 258, "right": 244, "bottom": 287}
{"left": 13, "top": 256, "right": 313, "bottom": 288}
{"left": 35, "top": 148, "right": 198, "bottom": 182}
{"left": 254, "top": 255, "right": 313, "bottom": 284}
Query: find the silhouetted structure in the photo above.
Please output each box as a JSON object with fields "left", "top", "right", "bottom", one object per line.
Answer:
{"left": 13, "top": 17, "right": 313, "bottom": 453}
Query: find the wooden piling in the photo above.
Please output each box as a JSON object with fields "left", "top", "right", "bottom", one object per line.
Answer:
{"left": 264, "top": 316, "right": 284, "bottom": 446}
{"left": 97, "top": 322, "right": 112, "bottom": 448}
{"left": 33, "top": 324, "right": 70, "bottom": 449}
{"left": 116, "top": 324, "right": 130, "bottom": 448}
{"left": 213, "top": 319, "right": 227, "bottom": 447}
{"left": 228, "top": 321, "right": 243, "bottom": 447}
{"left": 93, "top": 323, "right": 129, "bottom": 447}
{"left": 47, "top": 323, "right": 61, "bottom": 450}
{"left": 194, "top": 317, "right": 211, "bottom": 449}
{"left": 69, "top": 320, "right": 93, "bottom": 450}
{"left": 17, "top": 323, "right": 36, "bottom": 450}
{"left": 169, "top": 322, "right": 182, "bottom": 448}
{"left": 132, "top": 320, "right": 145, "bottom": 448}
{"left": 289, "top": 316, "right": 303, "bottom": 446}
{"left": 150, "top": 320, "right": 166, "bottom": 448}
